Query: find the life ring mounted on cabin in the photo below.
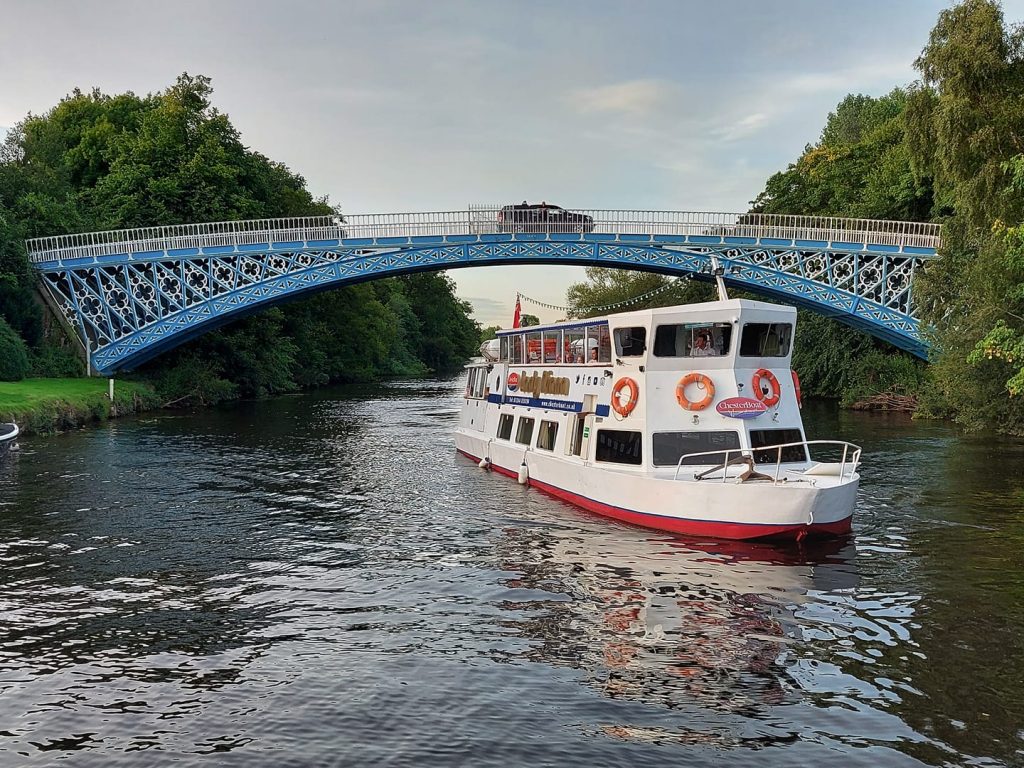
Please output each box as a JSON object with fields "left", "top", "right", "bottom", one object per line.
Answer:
{"left": 611, "top": 377, "right": 640, "bottom": 417}
{"left": 676, "top": 373, "right": 715, "bottom": 411}
{"left": 753, "top": 368, "right": 782, "bottom": 407}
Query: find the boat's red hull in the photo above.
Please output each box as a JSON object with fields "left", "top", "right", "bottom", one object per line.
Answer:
{"left": 457, "top": 449, "right": 851, "bottom": 542}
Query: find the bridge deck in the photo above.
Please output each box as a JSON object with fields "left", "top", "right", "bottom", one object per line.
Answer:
{"left": 26, "top": 208, "right": 942, "bottom": 264}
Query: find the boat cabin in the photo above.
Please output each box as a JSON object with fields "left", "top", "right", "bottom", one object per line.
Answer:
{"left": 460, "top": 298, "right": 807, "bottom": 475}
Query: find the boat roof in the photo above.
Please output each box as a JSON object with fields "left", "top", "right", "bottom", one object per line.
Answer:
{"left": 495, "top": 298, "right": 795, "bottom": 336}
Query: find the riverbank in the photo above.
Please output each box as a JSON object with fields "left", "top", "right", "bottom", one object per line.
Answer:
{"left": 0, "top": 378, "right": 162, "bottom": 435}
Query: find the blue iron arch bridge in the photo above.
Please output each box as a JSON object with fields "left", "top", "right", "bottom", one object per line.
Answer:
{"left": 26, "top": 207, "right": 942, "bottom": 375}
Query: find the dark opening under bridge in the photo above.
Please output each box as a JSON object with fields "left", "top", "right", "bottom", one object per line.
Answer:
{"left": 26, "top": 207, "right": 942, "bottom": 375}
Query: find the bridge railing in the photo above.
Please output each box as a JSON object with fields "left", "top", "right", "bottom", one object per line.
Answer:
{"left": 26, "top": 208, "right": 942, "bottom": 263}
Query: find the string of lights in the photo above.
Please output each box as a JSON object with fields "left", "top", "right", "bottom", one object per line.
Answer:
{"left": 516, "top": 276, "right": 690, "bottom": 315}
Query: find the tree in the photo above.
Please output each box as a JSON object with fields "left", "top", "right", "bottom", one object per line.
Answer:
{"left": 0, "top": 316, "right": 29, "bottom": 381}
{"left": 904, "top": 0, "right": 1024, "bottom": 432}
{"left": 0, "top": 74, "right": 481, "bottom": 401}
{"left": 479, "top": 325, "right": 501, "bottom": 343}
{"left": 519, "top": 313, "right": 540, "bottom": 327}
{"left": 566, "top": 268, "right": 713, "bottom": 319}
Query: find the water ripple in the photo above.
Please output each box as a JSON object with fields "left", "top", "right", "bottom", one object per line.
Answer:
{"left": 0, "top": 384, "right": 1020, "bottom": 766}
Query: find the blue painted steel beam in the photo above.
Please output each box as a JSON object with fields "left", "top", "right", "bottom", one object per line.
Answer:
{"left": 32, "top": 235, "right": 936, "bottom": 374}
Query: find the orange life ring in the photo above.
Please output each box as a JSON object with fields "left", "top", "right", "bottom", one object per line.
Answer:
{"left": 753, "top": 368, "right": 781, "bottom": 407}
{"left": 611, "top": 377, "right": 640, "bottom": 417}
{"left": 676, "top": 373, "right": 715, "bottom": 411}
{"left": 791, "top": 370, "right": 802, "bottom": 409}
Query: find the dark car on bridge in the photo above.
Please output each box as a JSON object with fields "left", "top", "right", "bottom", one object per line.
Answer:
{"left": 497, "top": 203, "right": 595, "bottom": 234}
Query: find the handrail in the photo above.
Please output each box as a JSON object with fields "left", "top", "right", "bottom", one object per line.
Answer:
{"left": 672, "top": 439, "right": 862, "bottom": 484}
{"left": 25, "top": 207, "right": 943, "bottom": 263}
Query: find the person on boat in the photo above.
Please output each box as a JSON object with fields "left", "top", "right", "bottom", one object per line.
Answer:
{"left": 692, "top": 332, "right": 719, "bottom": 357}
{"left": 588, "top": 347, "right": 600, "bottom": 363}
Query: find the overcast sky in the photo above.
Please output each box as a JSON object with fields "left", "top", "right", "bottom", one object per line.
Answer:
{"left": 3, "top": 1, "right": 1021, "bottom": 326}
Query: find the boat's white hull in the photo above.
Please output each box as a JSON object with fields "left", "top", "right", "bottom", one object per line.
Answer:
{"left": 455, "top": 430, "right": 856, "bottom": 541}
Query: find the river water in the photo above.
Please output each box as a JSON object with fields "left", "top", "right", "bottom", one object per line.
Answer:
{"left": 0, "top": 377, "right": 1022, "bottom": 767}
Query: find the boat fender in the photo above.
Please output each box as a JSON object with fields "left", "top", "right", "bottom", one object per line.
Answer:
{"left": 478, "top": 457, "right": 490, "bottom": 470}
{"left": 675, "top": 373, "right": 715, "bottom": 411}
{"left": 752, "top": 369, "right": 782, "bottom": 407}
{"left": 517, "top": 461, "right": 529, "bottom": 485}
{"left": 611, "top": 377, "right": 640, "bottom": 417}
{"left": 791, "top": 370, "right": 803, "bottom": 409}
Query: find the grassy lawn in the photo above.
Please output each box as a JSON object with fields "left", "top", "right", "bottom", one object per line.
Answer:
{"left": 0, "top": 378, "right": 159, "bottom": 433}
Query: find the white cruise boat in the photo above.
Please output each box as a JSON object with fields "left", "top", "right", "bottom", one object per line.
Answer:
{"left": 455, "top": 298, "right": 861, "bottom": 541}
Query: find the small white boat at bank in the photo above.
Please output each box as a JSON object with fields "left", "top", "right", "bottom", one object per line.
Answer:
{"left": 0, "top": 423, "right": 19, "bottom": 458}
{"left": 455, "top": 298, "right": 860, "bottom": 541}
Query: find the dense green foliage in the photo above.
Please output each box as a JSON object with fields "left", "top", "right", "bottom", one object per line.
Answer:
{"left": 903, "top": 0, "right": 1024, "bottom": 432}
{"left": 0, "top": 74, "right": 478, "bottom": 403}
{"left": 749, "top": 88, "right": 936, "bottom": 404}
{"left": 0, "top": 316, "right": 30, "bottom": 381}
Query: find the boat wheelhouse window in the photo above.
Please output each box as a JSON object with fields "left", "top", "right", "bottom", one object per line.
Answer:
{"left": 739, "top": 323, "right": 792, "bottom": 357}
{"left": 499, "top": 336, "right": 509, "bottom": 362}
{"left": 497, "top": 413, "right": 514, "bottom": 440}
{"left": 652, "top": 431, "right": 741, "bottom": 466}
{"left": 614, "top": 327, "right": 646, "bottom": 357}
{"left": 595, "top": 429, "right": 642, "bottom": 465}
{"left": 750, "top": 429, "right": 806, "bottom": 463}
{"left": 516, "top": 417, "right": 536, "bottom": 445}
{"left": 542, "top": 329, "right": 562, "bottom": 363}
{"left": 511, "top": 335, "right": 524, "bottom": 364}
{"left": 564, "top": 328, "right": 585, "bottom": 363}
{"left": 525, "top": 331, "right": 543, "bottom": 363}
{"left": 537, "top": 420, "right": 558, "bottom": 451}
{"left": 653, "top": 323, "right": 733, "bottom": 357}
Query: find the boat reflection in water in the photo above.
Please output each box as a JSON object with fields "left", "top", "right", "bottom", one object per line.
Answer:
{"left": 495, "top": 509, "right": 858, "bottom": 746}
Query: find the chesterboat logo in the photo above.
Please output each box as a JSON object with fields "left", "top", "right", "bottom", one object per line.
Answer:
{"left": 716, "top": 397, "right": 768, "bottom": 419}
{"left": 516, "top": 370, "right": 570, "bottom": 398}
{"left": 507, "top": 372, "right": 519, "bottom": 392}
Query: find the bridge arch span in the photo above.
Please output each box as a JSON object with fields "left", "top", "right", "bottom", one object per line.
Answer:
{"left": 27, "top": 209, "right": 940, "bottom": 374}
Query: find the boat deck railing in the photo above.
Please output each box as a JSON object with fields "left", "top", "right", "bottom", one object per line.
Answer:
{"left": 673, "top": 440, "right": 862, "bottom": 484}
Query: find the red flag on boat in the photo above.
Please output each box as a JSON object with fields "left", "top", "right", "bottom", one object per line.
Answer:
{"left": 512, "top": 294, "right": 521, "bottom": 328}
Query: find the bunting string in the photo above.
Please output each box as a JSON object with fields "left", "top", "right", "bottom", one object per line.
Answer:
{"left": 516, "top": 276, "right": 690, "bottom": 315}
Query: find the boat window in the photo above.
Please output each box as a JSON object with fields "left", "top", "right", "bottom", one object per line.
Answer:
{"left": 595, "top": 429, "right": 643, "bottom": 465}
{"left": 466, "top": 368, "right": 476, "bottom": 398}
{"left": 537, "top": 420, "right": 558, "bottom": 451}
{"left": 471, "top": 368, "right": 487, "bottom": 398}
{"left": 542, "top": 329, "right": 562, "bottom": 363}
{"left": 564, "top": 328, "right": 585, "bottom": 363}
{"left": 750, "top": 429, "right": 806, "bottom": 463}
{"left": 497, "top": 413, "right": 514, "bottom": 440}
{"left": 653, "top": 323, "right": 733, "bottom": 357}
{"left": 516, "top": 417, "right": 536, "bottom": 445}
{"left": 587, "top": 324, "right": 611, "bottom": 363}
{"left": 652, "top": 431, "right": 741, "bottom": 466}
{"left": 739, "top": 323, "right": 792, "bottom": 357}
{"left": 511, "top": 335, "right": 524, "bottom": 365}
{"left": 525, "top": 331, "right": 543, "bottom": 363}
{"left": 499, "top": 336, "right": 509, "bottom": 362}
{"left": 614, "top": 327, "right": 646, "bottom": 357}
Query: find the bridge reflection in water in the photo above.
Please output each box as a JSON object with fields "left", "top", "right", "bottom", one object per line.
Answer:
{"left": 25, "top": 208, "right": 942, "bottom": 374}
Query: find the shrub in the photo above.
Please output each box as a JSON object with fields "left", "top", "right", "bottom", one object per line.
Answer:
{"left": 0, "top": 317, "right": 30, "bottom": 381}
